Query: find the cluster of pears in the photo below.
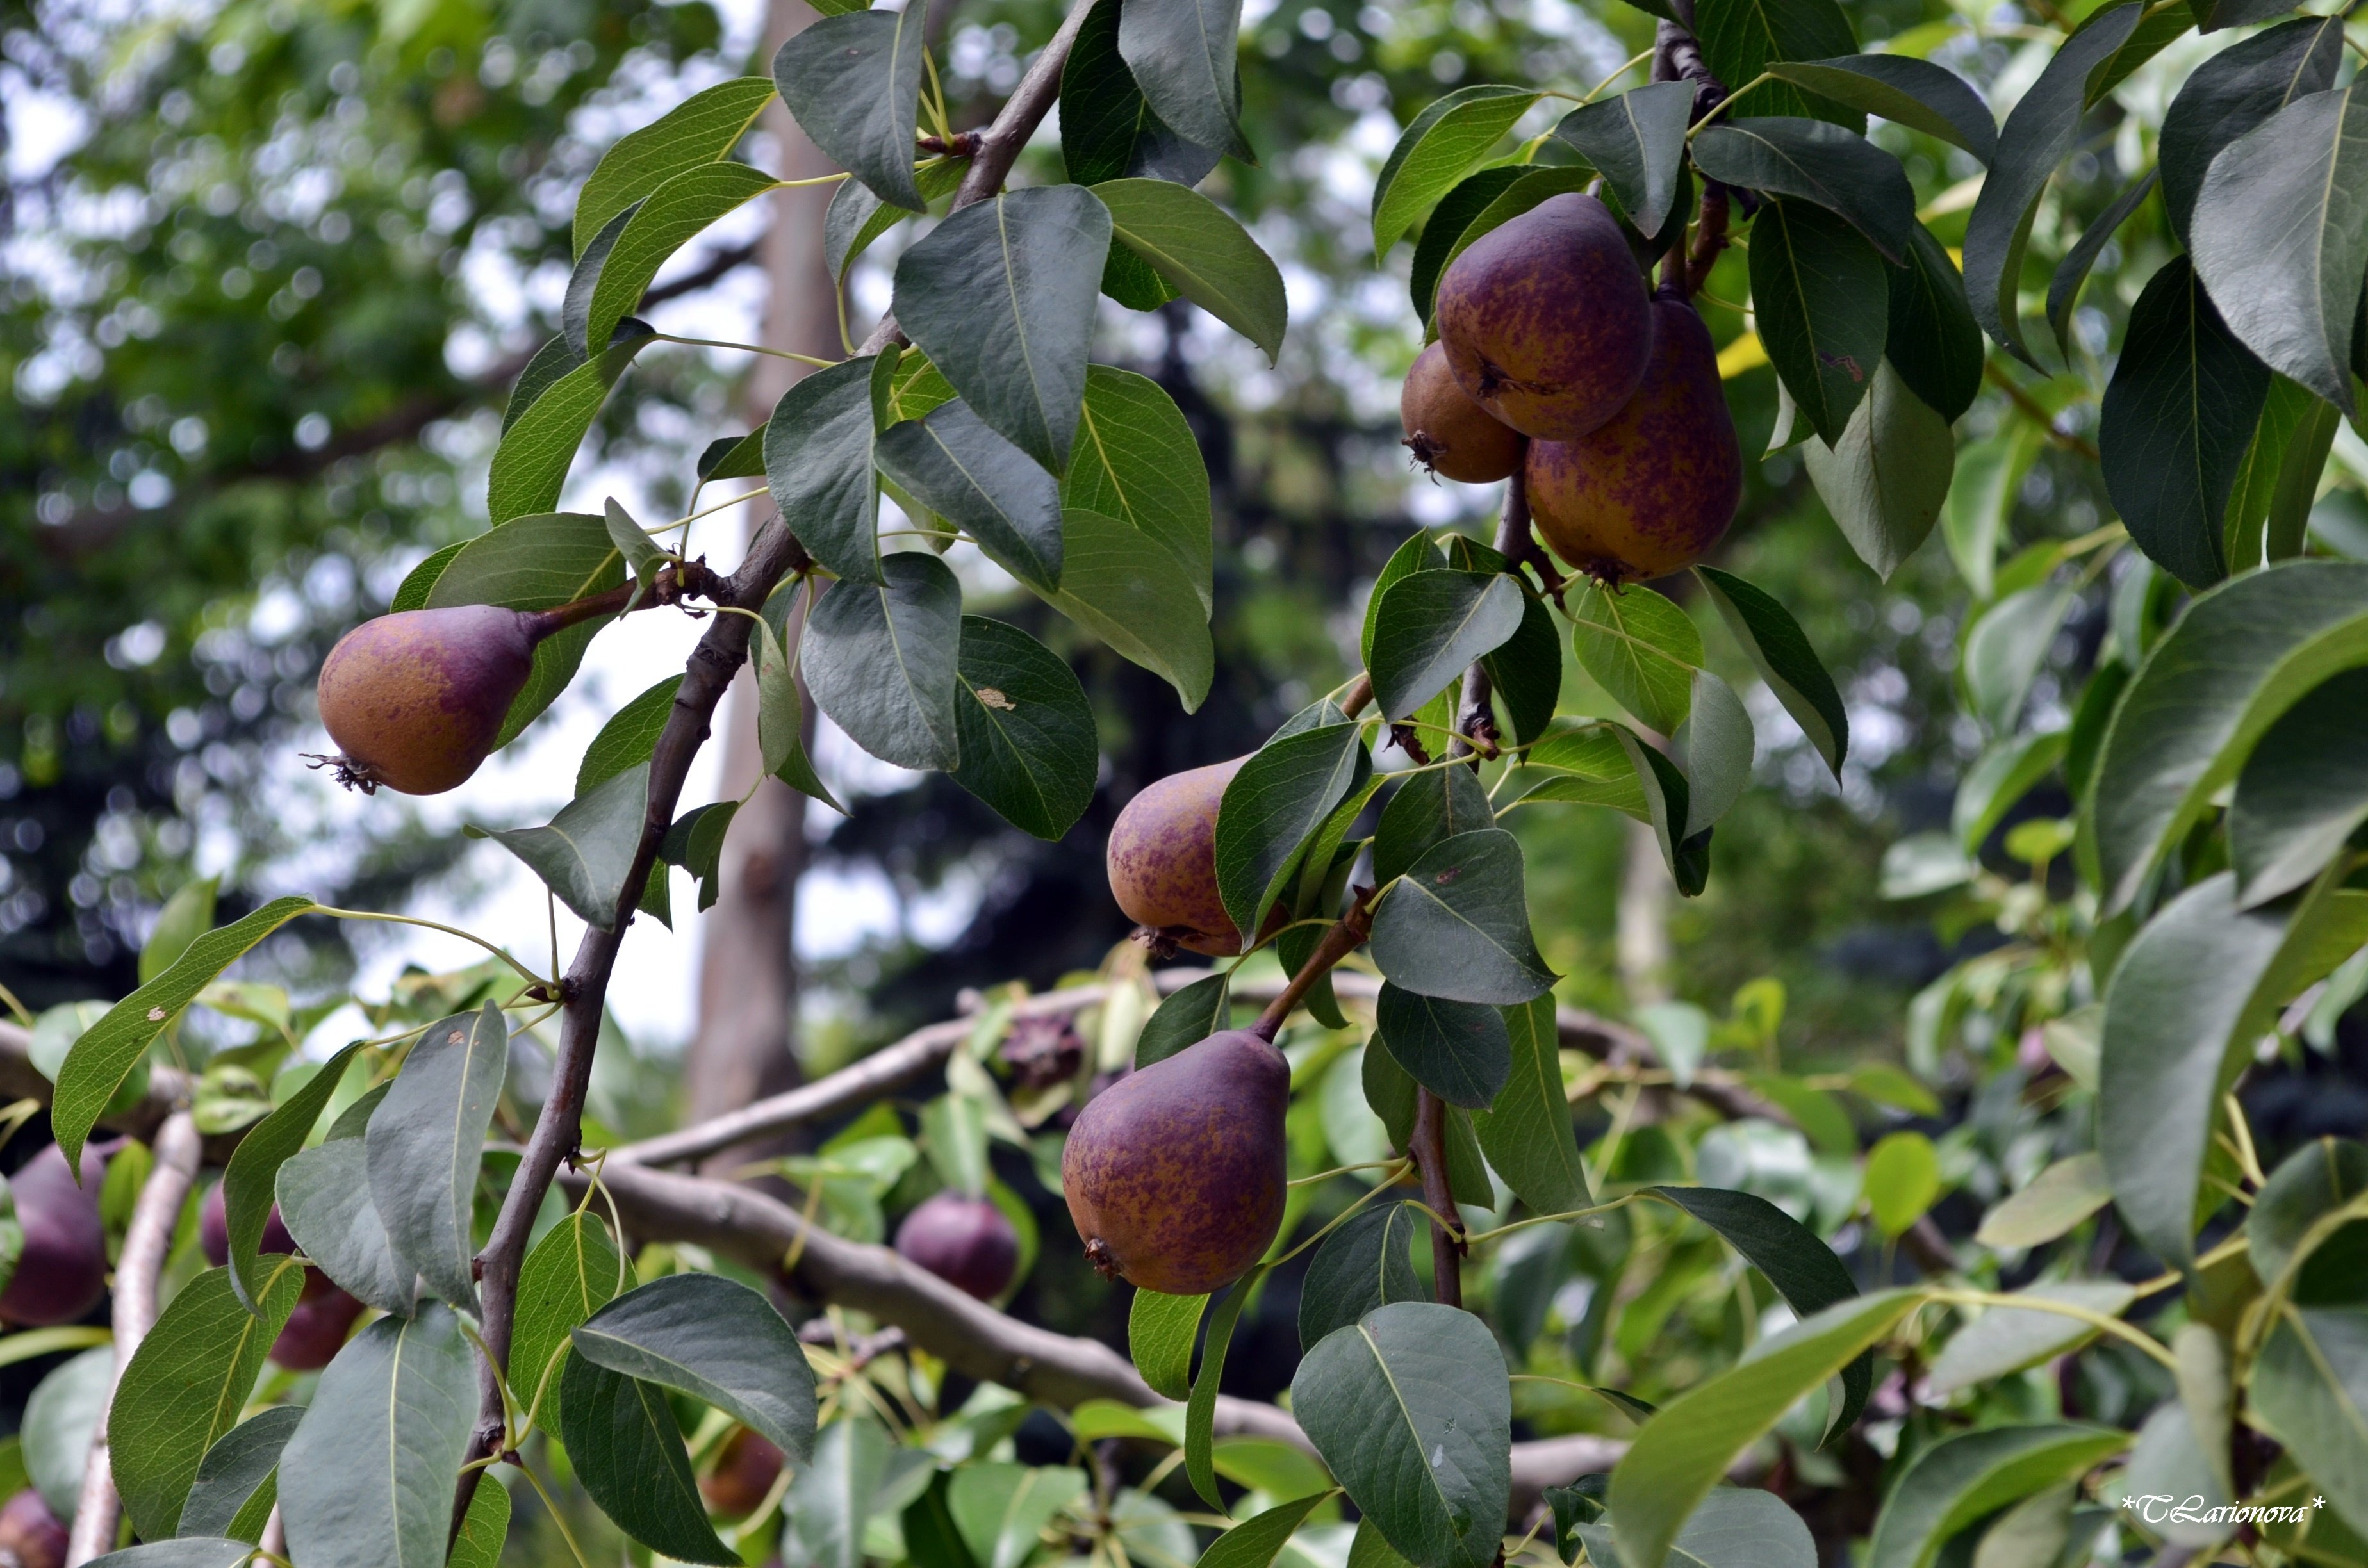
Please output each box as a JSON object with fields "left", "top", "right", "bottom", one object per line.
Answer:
{"left": 1065, "top": 765, "right": 1290, "bottom": 1295}
{"left": 1401, "top": 192, "right": 1743, "bottom": 584}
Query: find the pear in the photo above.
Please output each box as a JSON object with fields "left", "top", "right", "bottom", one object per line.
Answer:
{"left": 0, "top": 1489, "right": 67, "bottom": 1568}
{"left": 1526, "top": 290, "right": 1742, "bottom": 584}
{"left": 0, "top": 1143, "right": 106, "bottom": 1328}
{"left": 1061, "top": 1029, "right": 1288, "bottom": 1295}
{"left": 700, "top": 1428, "right": 785, "bottom": 1517}
{"left": 267, "top": 1273, "right": 366, "bottom": 1370}
{"left": 894, "top": 1189, "right": 1021, "bottom": 1300}
{"left": 1108, "top": 758, "right": 1257, "bottom": 956}
{"left": 1434, "top": 193, "right": 1655, "bottom": 442}
{"left": 314, "top": 605, "right": 549, "bottom": 795}
{"left": 1402, "top": 341, "right": 1524, "bottom": 483}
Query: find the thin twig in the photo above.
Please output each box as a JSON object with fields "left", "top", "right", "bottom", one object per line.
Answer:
{"left": 1984, "top": 360, "right": 2101, "bottom": 462}
{"left": 1251, "top": 892, "right": 1376, "bottom": 1041}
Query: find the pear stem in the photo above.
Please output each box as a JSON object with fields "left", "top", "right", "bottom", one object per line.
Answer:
{"left": 523, "top": 559, "right": 726, "bottom": 639}
{"left": 1249, "top": 890, "right": 1374, "bottom": 1043}
{"left": 1411, "top": 1091, "right": 1467, "bottom": 1307}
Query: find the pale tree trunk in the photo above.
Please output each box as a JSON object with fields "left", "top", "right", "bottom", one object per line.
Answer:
{"left": 686, "top": 0, "right": 842, "bottom": 1155}
{"left": 1616, "top": 818, "right": 1672, "bottom": 1006}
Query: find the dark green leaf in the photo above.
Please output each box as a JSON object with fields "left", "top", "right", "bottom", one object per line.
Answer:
{"left": 1138, "top": 972, "right": 1231, "bottom": 1069}
{"left": 1482, "top": 589, "right": 1560, "bottom": 747}
{"left": 772, "top": 9, "right": 928, "bottom": 209}
{"left": 1749, "top": 198, "right": 1889, "bottom": 446}
{"left": 1570, "top": 578, "right": 1701, "bottom": 734}
{"left": 1119, "top": 0, "right": 1254, "bottom": 162}
{"left": 485, "top": 326, "right": 655, "bottom": 526}
{"left": 366, "top": 1002, "right": 506, "bottom": 1309}
{"left": 1046, "top": 507, "right": 1215, "bottom": 709}
{"left": 86, "top": 1543, "right": 257, "bottom": 1568}
{"left": 2253, "top": 1307, "right": 2368, "bottom": 1533}
{"left": 1764, "top": 57, "right": 1994, "bottom": 163}
{"left": 1691, "top": 118, "right": 1912, "bottom": 265}
{"left": 765, "top": 355, "right": 882, "bottom": 585}
{"left": 1096, "top": 178, "right": 1287, "bottom": 361}
{"left": 1369, "top": 829, "right": 1556, "bottom": 1005}
{"left": 786, "top": 1417, "right": 893, "bottom": 1568}
{"left": 1954, "top": 730, "right": 2064, "bottom": 853}
{"left": 1862, "top": 1425, "right": 2130, "bottom": 1568}
{"left": 275, "top": 1138, "right": 411, "bottom": 1316}
{"left": 1695, "top": 566, "right": 1847, "bottom": 776}
{"left": 1197, "top": 1491, "right": 1338, "bottom": 1568}
{"left": 1962, "top": 3, "right": 2144, "bottom": 366}
{"left": 1128, "top": 1287, "right": 1208, "bottom": 1400}
{"left": 876, "top": 400, "right": 1063, "bottom": 591}
{"left": 1472, "top": 995, "right": 1591, "bottom": 1216}
{"left": 177, "top": 1405, "right": 302, "bottom": 1542}
{"left": 2160, "top": 17, "right": 2344, "bottom": 242}
{"left": 1962, "top": 583, "right": 2074, "bottom": 733}
{"left": 1297, "top": 1202, "right": 1425, "bottom": 1352}
{"left": 279, "top": 1305, "right": 479, "bottom": 1568}
{"left": 573, "top": 1272, "right": 818, "bottom": 1460}
{"left": 559, "top": 1355, "right": 737, "bottom": 1564}
{"left": 1886, "top": 224, "right": 1983, "bottom": 424}
{"left": 824, "top": 158, "right": 969, "bottom": 286}
{"left": 905, "top": 1471, "right": 982, "bottom": 1568}
{"left": 805, "top": 552, "right": 964, "bottom": 771}
{"left": 1065, "top": 366, "right": 1213, "bottom": 612}
{"left": 1215, "top": 721, "right": 1370, "bottom": 942}
{"left": 1410, "top": 168, "right": 1527, "bottom": 323}
{"left": 1062, "top": 0, "right": 1222, "bottom": 187}
{"left": 753, "top": 622, "right": 838, "bottom": 813}
{"left": 1371, "top": 570, "right": 1526, "bottom": 723}
{"left": 951, "top": 616, "right": 1097, "bottom": 840}
{"left": 563, "top": 204, "right": 636, "bottom": 357}
{"left": 2046, "top": 170, "right": 2157, "bottom": 361}
{"left": 2085, "top": 0, "right": 2196, "bottom": 105}
{"left": 1551, "top": 83, "right": 1691, "bottom": 239}
{"left": 1692, "top": 0, "right": 1861, "bottom": 126}
{"left": 575, "top": 77, "right": 777, "bottom": 255}
{"left": 510, "top": 1209, "right": 628, "bottom": 1437}
{"left": 1363, "top": 530, "right": 1442, "bottom": 668}
{"left": 578, "top": 676, "right": 679, "bottom": 796}
{"left": 579, "top": 162, "right": 778, "bottom": 356}
{"left": 1672, "top": 670, "right": 1752, "bottom": 837}
{"left": 1292, "top": 1302, "right": 1511, "bottom": 1568}
{"left": 1804, "top": 361, "right": 1954, "bottom": 580}
{"left": 218, "top": 1038, "right": 363, "bottom": 1314}
{"left": 479, "top": 762, "right": 650, "bottom": 931}
{"left": 1374, "top": 760, "right": 1494, "bottom": 888}
{"left": 1188, "top": 1272, "right": 1258, "bottom": 1507}
{"left": 1370, "top": 86, "right": 1539, "bottom": 254}
{"left": 2230, "top": 667, "right": 2368, "bottom": 904}
{"left": 1376, "top": 983, "right": 1510, "bottom": 1109}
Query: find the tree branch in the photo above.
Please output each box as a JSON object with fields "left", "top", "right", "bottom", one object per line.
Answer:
{"left": 64, "top": 1111, "right": 202, "bottom": 1567}
{"left": 1411, "top": 1090, "right": 1466, "bottom": 1308}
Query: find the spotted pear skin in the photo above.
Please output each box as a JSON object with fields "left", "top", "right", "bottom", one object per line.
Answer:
{"left": 1435, "top": 193, "right": 1655, "bottom": 442}
{"left": 1527, "top": 290, "right": 1741, "bottom": 584}
{"left": 1402, "top": 341, "right": 1524, "bottom": 483}
{"left": 316, "top": 605, "right": 539, "bottom": 794}
{"left": 1107, "top": 758, "right": 1249, "bottom": 956}
{"left": 1062, "top": 1028, "right": 1288, "bottom": 1296}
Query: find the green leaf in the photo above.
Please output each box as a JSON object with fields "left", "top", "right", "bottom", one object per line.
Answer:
{"left": 1293, "top": 1302, "right": 1509, "bottom": 1568}
{"left": 1750, "top": 198, "right": 1889, "bottom": 446}
{"left": 1926, "top": 1281, "right": 2137, "bottom": 1392}
{"left": 572, "top": 1272, "right": 818, "bottom": 1460}
{"left": 1609, "top": 1293, "right": 1915, "bottom": 1567}
{"left": 1370, "top": 86, "right": 1539, "bottom": 254}
{"left": 1297, "top": 1202, "right": 1425, "bottom": 1352}
{"left": 2087, "top": 559, "right": 2368, "bottom": 912}
{"left": 948, "top": 1464, "right": 1090, "bottom": 1568}
{"left": 876, "top": 400, "right": 1064, "bottom": 591}
{"left": 825, "top": 158, "right": 969, "bottom": 288}
{"left": 220, "top": 1038, "right": 364, "bottom": 1313}
{"left": 1864, "top": 1131, "right": 1941, "bottom": 1240}
{"left": 786, "top": 1417, "right": 892, "bottom": 1568}
{"left": 1691, "top": 0, "right": 1861, "bottom": 126}
{"left": 427, "top": 510, "right": 628, "bottom": 745}
{"left": 602, "top": 498, "right": 664, "bottom": 584}
{"left": 450, "top": 1473, "right": 511, "bottom": 1568}
{"left": 1129, "top": 1288, "right": 1208, "bottom": 1400}
{"left": 2098, "top": 256, "right": 2269, "bottom": 588}
{"left": 1962, "top": 582, "right": 2073, "bottom": 732}
{"left": 1065, "top": 366, "right": 1213, "bottom": 612}
{"left": 1196, "top": 1490, "right": 1336, "bottom": 1568}
{"left": 275, "top": 1138, "right": 412, "bottom": 1316}
{"left": 177, "top": 1404, "right": 302, "bottom": 1542}
{"left": 950, "top": 616, "right": 1097, "bottom": 841}
{"left": 25, "top": 1348, "right": 110, "bottom": 1521}
{"left": 366, "top": 1002, "right": 506, "bottom": 1309}
{"left": 1119, "top": 0, "right": 1254, "bottom": 162}
{"left": 1886, "top": 224, "right": 1984, "bottom": 425}
{"left": 53, "top": 895, "right": 314, "bottom": 1172}
{"left": 1095, "top": 179, "right": 1286, "bottom": 361}
{"left": 1481, "top": 588, "right": 1561, "bottom": 747}
{"left": 1975, "top": 1153, "right": 2112, "bottom": 1250}
{"left": 1953, "top": 730, "right": 2064, "bottom": 853}
{"left": 1472, "top": 994, "right": 1591, "bottom": 1216}
{"left": 772, "top": 9, "right": 928, "bottom": 210}
{"left": 1045, "top": 507, "right": 1215, "bottom": 710}
{"left": 1672, "top": 670, "right": 1752, "bottom": 837}
{"left": 390, "top": 540, "right": 466, "bottom": 611}
{"left": 107, "top": 1261, "right": 303, "bottom": 1539}
{"left": 1370, "top": 829, "right": 1556, "bottom": 1005}
{"left": 485, "top": 327, "right": 655, "bottom": 526}
{"left": 2160, "top": 17, "right": 2344, "bottom": 243}
{"left": 764, "top": 355, "right": 883, "bottom": 585}
{"left": 2253, "top": 1305, "right": 2368, "bottom": 1532}
{"left": 1962, "top": 3, "right": 2144, "bottom": 366}
{"left": 1363, "top": 531, "right": 1441, "bottom": 667}
{"left": 1695, "top": 567, "right": 1846, "bottom": 776}
{"left": 510, "top": 1209, "right": 628, "bottom": 1437}
{"left": 2045, "top": 169, "right": 2156, "bottom": 363}
{"left": 753, "top": 621, "right": 837, "bottom": 815}
{"left": 1551, "top": 83, "right": 1691, "bottom": 240}
{"left": 1570, "top": 579, "right": 1702, "bottom": 735}
{"left": 2249, "top": 1138, "right": 2368, "bottom": 1294}
{"left": 1941, "top": 430, "right": 2035, "bottom": 598}
{"left": 1375, "top": 983, "right": 1510, "bottom": 1109}
{"left": 575, "top": 77, "right": 776, "bottom": 256}
{"left": 1216, "top": 721, "right": 1368, "bottom": 945}
{"left": 1188, "top": 1273, "right": 1258, "bottom": 1508}
{"left": 1372, "top": 569, "right": 1526, "bottom": 723}
{"left": 1691, "top": 118, "right": 1912, "bottom": 265}
{"left": 479, "top": 762, "right": 650, "bottom": 931}
{"left": 2192, "top": 81, "right": 2368, "bottom": 416}
{"left": 559, "top": 1356, "right": 737, "bottom": 1564}
{"left": 1763, "top": 56, "right": 1994, "bottom": 163}
{"left": 1409, "top": 169, "right": 1526, "bottom": 324}
{"left": 1864, "top": 1425, "right": 2129, "bottom": 1568}
{"left": 579, "top": 161, "right": 777, "bottom": 357}
{"left": 87, "top": 1543, "right": 258, "bottom": 1567}
{"left": 1374, "top": 761, "right": 1492, "bottom": 891}
{"left": 2230, "top": 668, "right": 2368, "bottom": 904}
{"left": 895, "top": 187, "right": 1112, "bottom": 473}
{"left": 139, "top": 877, "right": 217, "bottom": 983}
{"left": 1804, "top": 359, "right": 1954, "bottom": 580}
{"left": 805, "top": 552, "right": 964, "bottom": 771}
{"left": 279, "top": 1304, "right": 479, "bottom": 1568}
{"left": 1062, "top": 0, "right": 1222, "bottom": 188}
{"left": 1138, "top": 972, "right": 1231, "bottom": 1069}
{"left": 578, "top": 676, "right": 678, "bottom": 796}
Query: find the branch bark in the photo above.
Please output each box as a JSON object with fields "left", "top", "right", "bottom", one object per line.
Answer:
{"left": 64, "top": 1111, "right": 202, "bottom": 1567}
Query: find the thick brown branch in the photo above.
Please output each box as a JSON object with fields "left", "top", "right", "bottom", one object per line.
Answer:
{"left": 64, "top": 1111, "right": 202, "bottom": 1567}
{"left": 1411, "top": 1089, "right": 1467, "bottom": 1309}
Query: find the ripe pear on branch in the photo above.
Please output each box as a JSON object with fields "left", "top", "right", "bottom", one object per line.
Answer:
{"left": 1402, "top": 340, "right": 1525, "bottom": 483}
{"left": 1106, "top": 756, "right": 1281, "bottom": 956}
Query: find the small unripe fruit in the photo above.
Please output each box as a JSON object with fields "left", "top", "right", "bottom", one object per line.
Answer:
{"left": 1402, "top": 341, "right": 1524, "bottom": 483}
{"left": 894, "top": 1191, "right": 1021, "bottom": 1300}
{"left": 0, "top": 1143, "right": 107, "bottom": 1328}
{"left": 1435, "top": 193, "right": 1654, "bottom": 442}
{"left": 0, "top": 1488, "right": 68, "bottom": 1568}
{"left": 315, "top": 605, "right": 545, "bottom": 795}
{"left": 268, "top": 1272, "right": 366, "bottom": 1371}
{"left": 1108, "top": 758, "right": 1253, "bottom": 956}
{"left": 700, "top": 1427, "right": 784, "bottom": 1517}
{"left": 1062, "top": 1029, "right": 1288, "bottom": 1296}
{"left": 199, "top": 1182, "right": 297, "bottom": 1266}
{"left": 1527, "top": 291, "right": 1741, "bottom": 585}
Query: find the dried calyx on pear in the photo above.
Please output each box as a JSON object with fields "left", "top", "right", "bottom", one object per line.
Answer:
{"left": 1402, "top": 340, "right": 1524, "bottom": 482}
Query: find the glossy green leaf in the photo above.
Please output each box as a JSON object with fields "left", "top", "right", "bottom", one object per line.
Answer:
{"left": 577, "top": 676, "right": 678, "bottom": 796}
{"left": 1975, "top": 1154, "right": 2112, "bottom": 1250}
{"left": 2160, "top": 17, "right": 2344, "bottom": 243}
{"left": 1805, "top": 359, "right": 1954, "bottom": 580}
{"left": 2045, "top": 168, "right": 2156, "bottom": 362}
{"left": 1370, "top": 86, "right": 1540, "bottom": 254}
{"left": 479, "top": 761, "right": 648, "bottom": 931}
{"left": 366, "top": 1002, "right": 506, "bottom": 1308}
{"left": 1375, "top": 983, "right": 1509, "bottom": 1109}
{"left": 764, "top": 355, "right": 882, "bottom": 585}
{"left": 1095, "top": 179, "right": 1286, "bottom": 361}
{"left": 1297, "top": 1202, "right": 1426, "bottom": 1353}
{"left": 1119, "top": 0, "right": 1254, "bottom": 162}
{"left": 1062, "top": 0, "right": 1222, "bottom": 188}
{"left": 575, "top": 77, "right": 776, "bottom": 255}
{"left": 1672, "top": 670, "right": 1752, "bottom": 837}
{"left": 2230, "top": 667, "right": 2368, "bottom": 904}
{"left": 1764, "top": 56, "right": 1994, "bottom": 163}
{"left": 805, "top": 551, "right": 964, "bottom": 771}
{"left": 1886, "top": 224, "right": 1984, "bottom": 425}
{"left": 427, "top": 509, "right": 628, "bottom": 744}
{"left": 573, "top": 1271, "right": 817, "bottom": 1460}
{"left": 1750, "top": 198, "right": 1889, "bottom": 446}
{"left": 1129, "top": 1288, "right": 1208, "bottom": 1400}
{"left": 1372, "top": 569, "right": 1525, "bottom": 723}
{"left": 950, "top": 616, "right": 1097, "bottom": 841}
{"left": 279, "top": 1304, "right": 479, "bottom": 1568}
{"left": 1473, "top": 994, "right": 1591, "bottom": 1216}
{"left": 1373, "top": 762, "right": 1493, "bottom": 890}
{"left": 218, "top": 1038, "right": 363, "bottom": 1313}
{"left": 1962, "top": 3, "right": 2143, "bottom": 366}
{"left": 1188, "top": 1272, "right": 1258, "bottom": 1507}
{"left": 276, "top": 1138, "right": 412, "bottom": 1316}
{"left": 510, "top": 1209, "right": 628, "bottom": 1437}
{"left": 1065, "top": 366, "right": 1213, "bottom": 612}
{"left": 1215, "top": 719, "right": 1370, "bottom": 943}
{"left": 825, "top": 157, "right": 969, "bottom": 288}
{"left": 138, "top": 877, "right": 215, "bottom": 983}
{"left": 1137, "top": 972, "right": 1231, "bottom": 1069}
{"left": 1551, "top": 83, "right": 1690, "bottom": 239}
{"left": 177, "top": 1404, "right": 301, "bottom": 1542}
{"left": 1293, "top": 1302, "right": 1511, "bottom": 1568}
{"left": 1695, "top": 567, "right": 1846, "bottom": 776}
{"left": 54, "top": 895, "right": 314, "bottom": 1172}
{"left": 484, "top": 327, "right": 655, "bottom": 526}
{"left": 876, "top": 399, "right": 1063, "bottom": 591}
{"left": 753, "top": 621, "right": 837, "bottom": 813}
{"left": 1370, "top": 829, "right": 1555, "bottom": 1005}
{"left": 772, "top": 8, "right": 928, "bottom": 209}
{"left": 1692, "top": 118, "right": 1912, "bottom": 265}
{"left": 1046, "top": 507, "right": 1214, "bottom": 709}
{"left": 1864, "top": 1425, "right": 2128, "bottom": 1568}
{"left": 560, "top": 1354, "right": 736, "bottom": 1564}
{"left": 896, "top": 186, "right": 1111, "bottom": 473}
{"left": 1927, "top": 1281, "right": 2137, "bottom": 1392}
{"left": 1569, "top": 580, "right": 1700, "bottom": 735}
{"left": 1962, "top": 582, "right": 2073, "bottom": 733}
{"left": 450, "top": 1474, "right": 511, "bottom": 1568}
{"left": 1941, "top": 429, "right": 2037, "bottom": 598}
{"left": 579, "top": 161, "right": 776, "bottom": 356}
{"left": 1692, "top": 0, "right": 1860, "bottom": 125}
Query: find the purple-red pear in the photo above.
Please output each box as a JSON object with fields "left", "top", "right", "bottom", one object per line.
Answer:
{"left": 1107, "top": 758, "right": 1260, "bottom": 957}
{"left": 315, "top": 604, "right": 550, "bottom": 795}
{"left": 0, "top": 1143, "right": 107, "bottom": 1328}
{"left": 894, "top": 1190, "right": 1021, "bottom": 1300}
{"left": 1401, "top": 341, "right": 1524, "bottom": 483}
{"left": 0, "top": 1489, "right": 67, "bottom": 1568}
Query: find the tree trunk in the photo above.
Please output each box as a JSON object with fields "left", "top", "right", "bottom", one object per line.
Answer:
{"left": 685, "top": 0, "right": 843, "bottom": 1159}
{"left": 1616, "top": 817, "right": 1672, "bottom": 1006}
